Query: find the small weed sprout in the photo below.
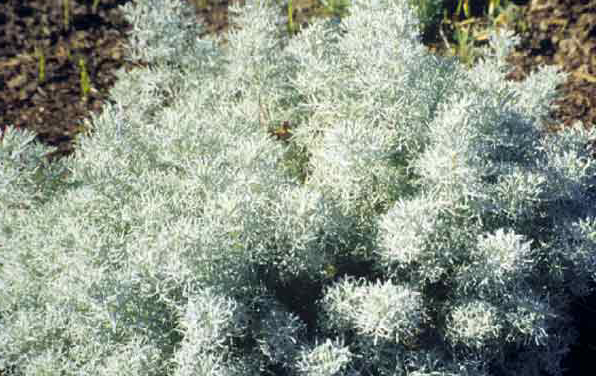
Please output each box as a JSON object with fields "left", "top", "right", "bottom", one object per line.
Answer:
{"left": 287, "top": 0, "right": 296, "bottom": 34}
{"left": 78, "top": 56, "right": 91, "bottom": 100}
{"left": 455, "top": 0, "right": 471, "bottom": 18}
{"left": 35, "top": 45, "right": 45, "bottom": 83}
{"left": 62, "top": 0, "right": 70, "bottom": 29}
{"left": 454, "top": 24, "right": 476, "bottom": 66}
{"left": 320, "top": 0, "right": 351, "bottom": 18}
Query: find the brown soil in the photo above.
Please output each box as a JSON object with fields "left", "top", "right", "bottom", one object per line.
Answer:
{"left": 0, "top": 0, "right": 133, "bottom": 160}
{"left": 506, "top": 0, "right": 596, "bottom": 134}
{"left": 1, "top": 0, "right": 595, "bottom": 375}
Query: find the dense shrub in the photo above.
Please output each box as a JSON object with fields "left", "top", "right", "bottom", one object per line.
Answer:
{"left": 2, "top": 0, "right": 595, "bottom": 375}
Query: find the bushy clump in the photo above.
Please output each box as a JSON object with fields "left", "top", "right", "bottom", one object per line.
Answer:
{"left": 1, "top": 0, "right": 595, "bottom": 375}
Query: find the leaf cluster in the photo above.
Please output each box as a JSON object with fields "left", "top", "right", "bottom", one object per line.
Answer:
{"left": 1, "top": 0, "right": 595, "bottom": 375}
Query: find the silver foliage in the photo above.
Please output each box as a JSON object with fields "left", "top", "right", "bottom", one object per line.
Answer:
{"left": 1, "top": 0, "right": 595, "bottom": 375}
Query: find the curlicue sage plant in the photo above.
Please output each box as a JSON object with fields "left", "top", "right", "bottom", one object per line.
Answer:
{"left": 1, "top": 0, "right": 596, "bottom": 375}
